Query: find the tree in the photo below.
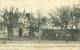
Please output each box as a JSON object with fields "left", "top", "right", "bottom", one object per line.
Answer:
{"left": 49, "top": 13, "right": 61, "bottom": 27}
{"left": 55, "top": 7, "right": 72, "bottom": 29}
{"left": 33, "top": 10, "right": 43, "bottom": 42}
{"left": 69, "top": 6, "right": 80, "bottom": 41}
{"left": 2, "top": 7, "right": 20, "bottom": 41}
{"left": 72, "top": 7, "right": 80, "bottom": 29}
{"left": 50, "top": 6, "right": 73, "bottom": 42}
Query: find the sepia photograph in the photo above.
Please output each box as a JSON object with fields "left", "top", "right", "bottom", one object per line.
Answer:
{"left": 0, "top": 0, "right": 80, "bottom": 50}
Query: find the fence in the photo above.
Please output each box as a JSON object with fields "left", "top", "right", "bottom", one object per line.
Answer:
{"left": 41, "top": 29, "right": 80, "bottom": 41}
{"left": 0, "top": 29, "right": 80, "bottom": 42}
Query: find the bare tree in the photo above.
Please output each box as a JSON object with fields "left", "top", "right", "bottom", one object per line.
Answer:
{"left": 72, "top": 7, "right": 80, "bottom": 29}
{"left": 50, "top": 6, "right": 73, "bottom": 42}
{"left": 2, "top": 7, "right": 20, "bottom": 41}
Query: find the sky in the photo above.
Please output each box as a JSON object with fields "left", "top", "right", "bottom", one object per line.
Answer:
{"left": 0, "top": 0, "right": 79, "bottom": 16}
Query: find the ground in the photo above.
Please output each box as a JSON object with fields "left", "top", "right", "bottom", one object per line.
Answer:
{"left": 0, "top": 41, "right": 80, "bottom": 50}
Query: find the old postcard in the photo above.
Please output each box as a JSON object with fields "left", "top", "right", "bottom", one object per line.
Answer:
{"left": 0, "top": 0, "right": 80, "bottom": 50}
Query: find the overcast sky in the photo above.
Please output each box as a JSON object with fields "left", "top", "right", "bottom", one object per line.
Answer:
{"left": 0, "top": 0, "right": 79, "bottom": 16}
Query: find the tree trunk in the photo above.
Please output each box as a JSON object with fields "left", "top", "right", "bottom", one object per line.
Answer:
{"left": 7, "top": 28, "right": 13, "bottom": 42}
